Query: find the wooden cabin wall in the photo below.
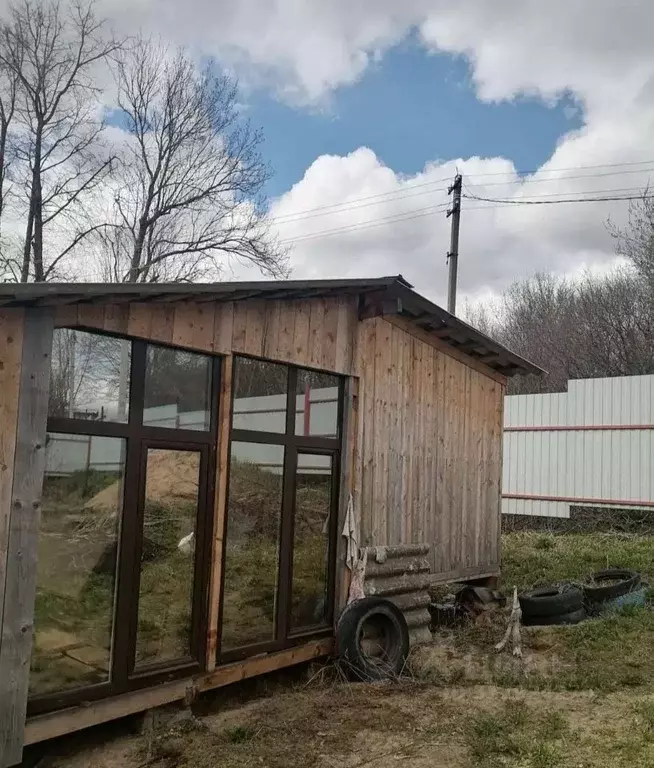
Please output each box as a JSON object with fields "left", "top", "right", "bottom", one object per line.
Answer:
{"left": 55, "top": 296, "right": 359, "bottom": 375}
{"left": 354, "top": 315, "right": 505, "bottom": 577}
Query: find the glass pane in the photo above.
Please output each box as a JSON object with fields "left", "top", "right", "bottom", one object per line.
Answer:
{"left": 290, "top": 454, "right": 333, "bottom": 632}
{"left": 295, "top": 370, "right": 340, "bottom": 438}
{"left": 221, "top": 443, "right": 284, "bottom": 650}
{"left": 30, "top": 434, "right": 125, "bottom": 697}
{"left": 135, "top": 449, "right": 200, "bottom": 667}
{"left": 48, "top": 329, "right": 131, "bottom": 423}
{"left": 143, "top": 346, "right": 212, "bottom": 431}
{"left": 232, "top": 357, "right": 288, "bottom": 433}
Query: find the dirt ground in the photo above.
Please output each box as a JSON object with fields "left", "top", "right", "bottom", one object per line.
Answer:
{"left": 26, "top": 532, "right": 654, "bottom": 768}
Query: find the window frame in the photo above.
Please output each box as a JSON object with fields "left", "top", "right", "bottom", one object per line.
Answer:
{"left": 219, "top": 357, "right": 343, "bottom": 663}
{"left": 28, "top": 328, "right": 221, "bottom": 716}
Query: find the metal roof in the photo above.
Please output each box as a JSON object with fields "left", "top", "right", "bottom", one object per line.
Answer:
{"left": 0, "top": 275, "right": 542, "bottom": 377}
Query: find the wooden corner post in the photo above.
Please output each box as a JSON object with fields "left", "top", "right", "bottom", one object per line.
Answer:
{"left": 0, "top": 307, "right": 54, "bottom": 768}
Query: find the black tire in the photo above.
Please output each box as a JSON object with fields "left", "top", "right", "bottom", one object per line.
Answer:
{"left": 583, "top": 569, "right": 641, "bottom": 604}
{"left": 523, "top": 607, "right": 586, "bottom": 627}
{"left": 336, "top": 597, "right": 410, "bottom": 681}
{"left": 519, "top": 585, "right": 583, "bottom": 619}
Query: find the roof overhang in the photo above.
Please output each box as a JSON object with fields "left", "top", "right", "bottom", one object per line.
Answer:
{"left": 0, "top": 275, "right": 542, "bottom": 377}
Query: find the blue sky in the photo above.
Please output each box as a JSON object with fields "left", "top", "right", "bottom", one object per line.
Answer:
{"left": 246, "top": 41, "right": 583, "bottom": 199}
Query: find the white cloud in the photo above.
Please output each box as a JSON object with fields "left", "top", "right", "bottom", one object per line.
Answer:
{"left": 4, "top": 0, "right": 652, "bottom": 299}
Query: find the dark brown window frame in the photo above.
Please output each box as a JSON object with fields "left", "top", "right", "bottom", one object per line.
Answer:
{"left": 219, "top": 357, "right": 344, "bottom": 664}
{"left": 28, "top": 328, "right": 221, "bottom": 717}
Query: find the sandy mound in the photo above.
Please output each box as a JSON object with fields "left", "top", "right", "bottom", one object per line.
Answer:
{"left": 86, "top": 450, "right": 200, "bottom": 512}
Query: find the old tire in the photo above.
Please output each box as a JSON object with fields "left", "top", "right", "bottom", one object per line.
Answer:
{"left": 336, "top": 597, "right": 410, "bottom": 680}
{"left": 583, "top": 569, "right": 641, "bottom": 605}
{"left": 519, "top": 585, "right": 583, "bottom": 619}
{"left": 523, "top": 607, "right": 586, "bottom": 627}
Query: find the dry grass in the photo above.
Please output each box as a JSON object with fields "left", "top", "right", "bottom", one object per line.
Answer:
{"left": 30, "top": 532, "right": 654, "bottom": 768}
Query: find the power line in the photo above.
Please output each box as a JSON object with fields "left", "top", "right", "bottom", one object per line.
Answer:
{"left": 270, "top": 160, "right": 654, "bottom": 225}
{"left": 462, "top": 189, "right": 654, "bottom": 206}
{"left": 276, "top": 192, "right": 651, "bottom": 247}
{"left": 278, "top": 204, "right": 449, "bottom": 245}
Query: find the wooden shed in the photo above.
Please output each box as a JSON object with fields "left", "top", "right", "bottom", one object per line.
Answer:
{"left": 0, "top": 276, "right": 538, "bottom": 765}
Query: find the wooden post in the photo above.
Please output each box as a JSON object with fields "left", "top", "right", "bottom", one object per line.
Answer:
{"left": 0, "top": 307, "right": 54, "bottom": 768}
{"left": 205, "top": 355, "right": 233, "bottom": 671}
{"left": 334, "top": 377, "right": 358, "bottom": 622}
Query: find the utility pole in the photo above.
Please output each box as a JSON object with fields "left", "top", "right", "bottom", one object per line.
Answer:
{"left": 446, "top": 173, "right": 462, "bottom": 315}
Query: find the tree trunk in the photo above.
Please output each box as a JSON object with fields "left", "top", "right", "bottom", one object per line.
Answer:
{"left": 32, "top": 138, "right": 44, "bottom": 281}
{"left": 128, "top": 216, "right": 149, "bottom": 282}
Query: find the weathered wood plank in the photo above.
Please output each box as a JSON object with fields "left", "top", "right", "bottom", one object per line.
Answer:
{"left": 243, "top": 301, "right": 266, "bottom": 357}
{"left": 213, "top": 302, "right": 235, "bottom": 355}
{"left": 307, "top": 299, "right": 325, "bottom": 370}
{"left": 334, "top": 377, "right": 357, "bottom": 619}
{"left": 206, "top": 356, "right": 233, "bottom": 671}
{"left": 334, "top": 297, "right": 355, "bottom": 374}
{"left": 276, "top": 302, "right": 296, "bottom": 363}
{"left": 292, "top": 301, "right": 311, "bottom": 366}
{"left": 53, "top": 304, "right": 78, "bottom": 328}
{"left": 372, "top": 318, "right": 391, "bottom": 545}
{"left": 76, "top": 303, "right": 105, "bottom": 331}
{"left": 385, "top": 315, "right": 507, "bottom": 386}
{"left": 24, "top": 639, "right": 333, "bottom": 748}
{"left": 127, "top": 303, "right": 153, "bottom": 339}
{"left": 359, "top": 318, "right": 376, "bottom": 546}
{"left": 172, "top": 303, "right": 214, "bottom": 352}
{"left": 102, "top": 304, "right": 129, "bottom": 335}
{"left": 0, "top": 308, "right": 54, "bottom": 768}
{"left": 0, "top": 310, "right": 24, "bottom": 652}
{"left": 147, "top": 304, "right": 176, "bottom": 345}
{"left": 321, "top": 298, "right": 339, "bottom": 371}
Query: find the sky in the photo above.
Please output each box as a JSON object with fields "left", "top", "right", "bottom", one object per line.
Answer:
{"left": 95, "top": 1, "right": 654, "bottom": 306}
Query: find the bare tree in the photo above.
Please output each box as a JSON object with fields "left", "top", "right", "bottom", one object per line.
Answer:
{"left": 102, "top": 38, "right": 287, "bottom": 283}
{"left": 607, "top": 190, "right": 654, "bottom": 290}
{"left": 0, "top": 0, "right": 121, "bottom": 282}
{"left": 467, "top": 268, "right": 654, "bottom": 394}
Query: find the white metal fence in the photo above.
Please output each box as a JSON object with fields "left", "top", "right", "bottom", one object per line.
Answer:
{"left": 45, "top": 387, "right": 339, "bottom": 478}
{"left": 502, "top": 374, "right": 654, "bottom": 518}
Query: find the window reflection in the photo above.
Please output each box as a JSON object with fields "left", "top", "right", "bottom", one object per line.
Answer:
{"left": 48, "top": 329, "right": 131, "bottom": 423}
{"left": 30, "top": 434, "right": 125, "bottom": 696}
{"left": 295, "top": 370, "right": 340, "bottom": 438}
{"left": 143, "top": 346, "right": 212, "bottom": 431}
{"left": 221, "top": 443, "right": 284, "bottom": 650}
{"left": 290, "top": 454, "right": 332, "bottom": 631}
{"left": 232, "top": 358, "right": 288, "bottom": 433}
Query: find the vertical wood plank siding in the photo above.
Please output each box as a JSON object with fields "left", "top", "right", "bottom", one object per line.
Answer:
{"left": 354, "top": 317, "right": 504, "bottom": 575}
{"left": 53, "top": 299, "right": 504, "bottom": 576}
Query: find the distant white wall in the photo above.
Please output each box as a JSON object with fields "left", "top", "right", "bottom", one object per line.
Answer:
{"left": 503, "top": 374, "right": 654, "bottom": 518}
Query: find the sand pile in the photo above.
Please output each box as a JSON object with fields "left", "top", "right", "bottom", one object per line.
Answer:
{"left": 86, "top": 450, "right": 200, "bottom": 512}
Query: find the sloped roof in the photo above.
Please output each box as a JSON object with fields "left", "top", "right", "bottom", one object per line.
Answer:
{"left": 0, "top": 275, "right": 541, "bottom": 377}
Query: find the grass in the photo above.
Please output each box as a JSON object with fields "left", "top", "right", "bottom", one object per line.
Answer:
{"left": 502, "top": 531, "right": 654, "bottom": 591}
{"left": 466, "top": 699, "right": 569, "bottom": 768}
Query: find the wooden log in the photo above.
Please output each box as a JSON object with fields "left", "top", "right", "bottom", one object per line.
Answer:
{"left": 387, "top": 592, "right": 431, "bottom": 612}
{"left": 365, "top": 556, "right": 431, "bottom": 579}
{"left": 363, "top": 543, "right": 430, "bottom": 559}
{"left": 0, "top": 308, "right": 54, "bottom": 768}
{"left": 364, "top": 572, "right": 434, "bottom": 597}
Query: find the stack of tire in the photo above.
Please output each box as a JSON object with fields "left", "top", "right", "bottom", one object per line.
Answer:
{"left": 518, "top": 584, "right": 585, "bottom": 627}
{"left": 583, "top": 568, "right": 646, "bottom": 615}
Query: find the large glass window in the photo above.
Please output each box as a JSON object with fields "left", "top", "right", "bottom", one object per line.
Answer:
{"left": 221, "top": 444, "right": 284, "bottom": 650}
{"left": 143, "top": 347, "right": 212, "bottom": 431}
{"left": 295, "top": 370, "right": 340, "bottom": 438}
{"left": 135, "top": 449, "right": 201, "bottom": 667}
{"left": 32, "top": 328, "right": 218, "bottom": 713}
{"left": 30, "top": 434, "right": 125, "bottom": 696}
{"left": 232, "top": 358, "right": 288, "bottom": 433}
{"left": 221, "top": 357, "right": 342, "bottom": 659}
{"left": 290, "top": 454, "right": 333, "bottom": 632}
{"left": 48, "top": 329, "right": 131, "bottom": 423}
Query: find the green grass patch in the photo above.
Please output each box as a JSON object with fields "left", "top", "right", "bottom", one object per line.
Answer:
{"left": 466, "top": 698, "right": 568, "bottom": 768}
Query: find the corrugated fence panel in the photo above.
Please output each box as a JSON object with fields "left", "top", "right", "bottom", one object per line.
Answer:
{"left": 503, "top": 374, "right": 654, "bottom": 518}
